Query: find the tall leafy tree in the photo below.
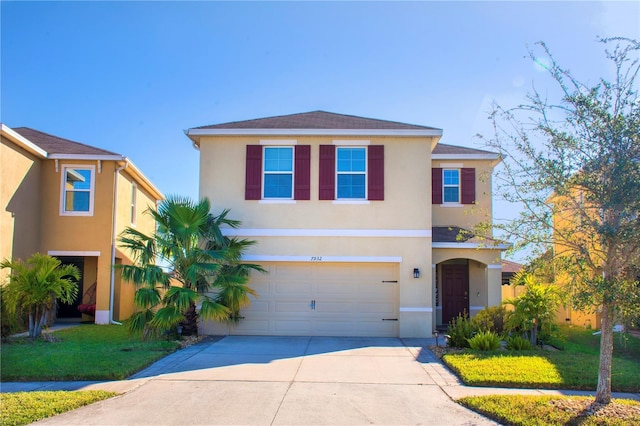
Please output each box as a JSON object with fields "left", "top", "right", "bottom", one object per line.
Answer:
{"left": 1, "top": 253, "right": 80, "bottom": 338}
{"left": 117, "top": 196, "right": 263, "bottom": 338}
{"left": 478, "top": 37, "right": 640, "bottom": 404}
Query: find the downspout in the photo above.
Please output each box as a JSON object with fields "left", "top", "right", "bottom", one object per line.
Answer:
{"left": 110, "top": 159, "right": 128, "bottom": 325}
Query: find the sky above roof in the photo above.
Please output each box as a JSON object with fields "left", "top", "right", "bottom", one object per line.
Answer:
{"left": 2, "top": 1, "right": 638, "bottom": 261}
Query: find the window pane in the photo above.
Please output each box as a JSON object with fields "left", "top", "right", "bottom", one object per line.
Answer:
{"left": 337, "top": 148, "right": 366, "bottom": 172}
{"left": 264, "top": 174, "right": 292, "bottom": 198}
{"left": 444, "top": 187, "right": 459, "bottom": 203}
{"left": 66, "top": 168, "right": 92, "bottom": 190}
{"left": 264, "top": 147, "right": 292, "bottom": 172}
{"left": 66, "top": 191, "right": 90, "bottom": 212}
{"left": 443, "top": 169, "right": 459, "bottom": 185}
{"left": 337, "top": 174, "right": 365, "bottom": 199}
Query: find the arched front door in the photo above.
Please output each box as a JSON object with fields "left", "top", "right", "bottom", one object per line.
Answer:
{"left": 442, "top": 263, "right": 469, "bottom": 325}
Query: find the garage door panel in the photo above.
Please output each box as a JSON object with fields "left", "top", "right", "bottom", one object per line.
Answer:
{"left": 232, "top": 262, "right": 398, "bottom": 337}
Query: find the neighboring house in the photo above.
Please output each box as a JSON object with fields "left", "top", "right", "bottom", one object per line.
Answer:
{"left": 186, "top": 111, "right": 508, "bottom": 338}
{"left": 1, "top": 124, "right": 163, "bottom": 324}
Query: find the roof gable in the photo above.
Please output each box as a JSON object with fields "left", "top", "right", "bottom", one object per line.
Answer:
{"left": 192, "top": 110, "right": 440, "bottom": 131}
{"left": 12, "top": 127, "right": 120, "bottom": 157}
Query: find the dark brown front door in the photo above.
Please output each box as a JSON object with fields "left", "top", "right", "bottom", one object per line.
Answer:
{"left": 442, "top": 264, "right": 469, "bottom": 325}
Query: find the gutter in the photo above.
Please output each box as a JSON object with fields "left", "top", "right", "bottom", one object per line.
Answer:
{"left": 109, "top": 160, "right": 128, "bottom": 325}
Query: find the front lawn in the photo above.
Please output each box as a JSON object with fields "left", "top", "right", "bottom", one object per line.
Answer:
{"left": 0, "top": 324, "right": 180, "bottom": 381}
{"left": 1, "top": 391, "right": 117, "bottom": 426}
{"left": 459, "top": 395, "right": 640, "bottom": 426}
{"left": 441, "top": 326, "right": 640, "bottom": 392}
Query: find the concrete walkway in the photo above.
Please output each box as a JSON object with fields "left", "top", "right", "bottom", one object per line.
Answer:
{"left": 2, "top": 336, "right": 639, "bottom": 425}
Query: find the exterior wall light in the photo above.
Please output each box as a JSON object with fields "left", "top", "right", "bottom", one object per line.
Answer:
{"left": 413, "top": 268, "right": 420, "bottom": 279}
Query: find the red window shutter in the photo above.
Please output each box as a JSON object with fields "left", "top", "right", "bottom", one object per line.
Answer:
{"left": 432, "top": 167, "right": 443, "bottom": 204}
{"left": 461, "top": 168, "right": 476, "bottom": 204}
{"left": 294, "top": 145, "right": 311, "bottom": 200}
{"left": 367, "top": 145, "right": 384, "bottom": 200}
{"left": 245, "top": 145, "right": 262, "bottom": 200}
{"left": 319, "top": 145, "right": 335, "bottom": 200}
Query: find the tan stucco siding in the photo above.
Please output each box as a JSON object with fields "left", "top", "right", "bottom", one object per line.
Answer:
{"left": 1, "top": 137, "right": 42, "bottom": 275}
{"left": 431, "top": 158, "right": 494, "bottom": 231}
{"left": 199, "top": 135, "right": 433, "bottom": 230}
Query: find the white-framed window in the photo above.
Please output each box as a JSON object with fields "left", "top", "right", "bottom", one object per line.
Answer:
{"left": 60, "top": 165, "right": 95, "bottom": 216}
{"left": 263, "top": 146, "right": 294, "bottom": 199}
{"left": 443, "top": 169, "right": 460, "bottom": 203}
{"left": 336, "top": 147, "right": 367, "bottom": 199}
{"left": 130, "top": 183, "right": 137, "bottom": 226}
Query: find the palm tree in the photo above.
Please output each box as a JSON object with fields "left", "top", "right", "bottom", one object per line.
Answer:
{"left": 117, "top": 195, "right": 263, "bottom": 338}
{"left": 1, "top": 253, "right": 80, "bottom": 338}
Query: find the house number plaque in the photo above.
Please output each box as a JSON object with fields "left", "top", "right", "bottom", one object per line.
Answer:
{"left": 310, "top": 256, "right": 323, "bottom": 261}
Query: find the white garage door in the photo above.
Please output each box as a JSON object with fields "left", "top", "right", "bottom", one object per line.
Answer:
{"left": 229, "top": 262, "right": 399, "bottom": 337}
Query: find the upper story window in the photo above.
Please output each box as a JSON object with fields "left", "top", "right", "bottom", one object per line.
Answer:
{"left": 130, "top": 183, "right": 137, "bottom": 226}
{"left": 443, "top": 169, "right": 460, "bottom": 203}
{"left": 263, "top": 147, "right": 293, "bottom": 199}
{"left": 245, "top": 145, "right": 310, "bottom": 201}
{"left": 336, "top": 147, "right": 366, "bottom": 199}
{"left": 432, "top": 167, "right": 476, "bottom": 205}
{"left": 319, "top": 144, "right": 384, "bottom": 201}
{"left": 61, "top": 165, "right": 95, "bottom": 216}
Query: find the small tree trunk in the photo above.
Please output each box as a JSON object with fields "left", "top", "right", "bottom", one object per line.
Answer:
{"left": 595, "top": 301, "right": 614, "bottom": 404}
{"left": 181, "top": 303, "right": 199, "bottom": 336}
{"left": 28, "top": 312, "right": 35, "bottom": 338}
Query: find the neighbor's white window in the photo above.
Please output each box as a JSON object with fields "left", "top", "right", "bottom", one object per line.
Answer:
{"left": 443, "top": 169, "right": 460, "bottom": 203}
{"left": 336, "top": 147, "right": 366, "bottom": 199}
{"left": 60, "top": 165, "right": 95, "bottom": 216}
{"left": 263, "top": 147, "right": 293, "bottom": 198}
{"left": 130, "top": 183, "right": 137, "bottom": 226}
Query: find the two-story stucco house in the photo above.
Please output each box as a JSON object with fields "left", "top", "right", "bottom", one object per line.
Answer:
{"left": 1, "top": 124, "right": 164, "bottom": 325}
{"left": 186, "top": 111, "right": 507, "bottom": 338}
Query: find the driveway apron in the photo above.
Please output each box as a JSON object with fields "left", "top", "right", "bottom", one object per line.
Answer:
{"left": 34, "top": 336, "right": 496, "bottom": 425}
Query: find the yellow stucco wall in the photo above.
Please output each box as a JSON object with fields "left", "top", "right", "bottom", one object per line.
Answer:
{"left": 0, "top": 136, "right": 42, "bottom": 282}
{"left": 431, "top": 158, "right": 495, "bottom": 230}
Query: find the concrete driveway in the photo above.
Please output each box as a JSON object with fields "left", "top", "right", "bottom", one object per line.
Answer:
{"left": 35, "top": 336, "right": 496, "bottom": 425}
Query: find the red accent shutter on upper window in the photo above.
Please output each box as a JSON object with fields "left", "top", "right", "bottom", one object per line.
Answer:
{"left": 319, "top": 145, "right": 335, "bottom": 200}
{"left": 294, "top": 145, "right": 311, "bottom": 200}
{"left": 367, "top": 145, "right": 384, "bottom": 200}
{"left": 245, "top": 145, "right": 262, "bottom": 200}
{"left": 432, "top": 167, "right": 443, "bottom": 204}
{"left": 461, "top": 168, "right": 476, "bottom": 204}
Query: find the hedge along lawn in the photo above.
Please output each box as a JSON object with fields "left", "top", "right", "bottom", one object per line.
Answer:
{"left": 1, "top": 324, "right": 180, "bottom": 381}
{"left": 1, "top": 391, "right": 117, "bottom": 426}
{"left": 442, "top": 327, "right": 640, "bottom": 392}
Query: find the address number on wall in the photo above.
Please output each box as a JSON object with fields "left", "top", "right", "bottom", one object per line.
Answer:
{"left": 310, "top": 256, "right": 323, "bottom": 261}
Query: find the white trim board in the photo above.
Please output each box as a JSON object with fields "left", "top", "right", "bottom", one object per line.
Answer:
{"left": 432, "top": 242, "right": 511, "bottom": 250}
{"left": 242, "top": 255, "right": 402, "bottom": 263}
{"left": 188, "top": 128, "right": 442, "bottom": 137}
{"left": 48, "top": 250, "right": 101, "bottom": 257}
{"left": 399, "top": 307, "right": 433, "bottom": 313}
{"left": 223, "top": 228, "right": 432, "bottom": 238}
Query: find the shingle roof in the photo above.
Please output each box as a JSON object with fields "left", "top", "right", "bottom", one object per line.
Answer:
{"left": 432, "top": 143, "right": 497, "bottom": 156}
{"left": 501, "top": 260, "right": 523, "bottom": 274}
{"left": 12, "top": 127, "right": 120, "bottom": 156}
{"left": 432, "top": 226, "right": 475, "bottom": 243}
{"left": 192, "top": 111, "right": 440, "bottom": 131}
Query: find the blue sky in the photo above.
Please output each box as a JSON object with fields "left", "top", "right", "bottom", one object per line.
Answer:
{"left": 2, "top": 1, "right": 639, "bottom": 260}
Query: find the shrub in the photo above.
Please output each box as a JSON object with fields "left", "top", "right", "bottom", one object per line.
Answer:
{"left": 447, "top": 313, "right": 474, "bottom": 348}
{"left": 471, "top": 305, "right": 507, "bottom": 335}
{"left": 506, "top": 335, "right": 532, "bottom": 350}
{"left": 468, "top": 330, "right": 502, "bottom": 351}
{"left": 1, "top": 287, "right": 24, "bottom": 340}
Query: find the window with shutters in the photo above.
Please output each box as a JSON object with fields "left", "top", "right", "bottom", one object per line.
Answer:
{"left": 245, "top": 145, "right": 310, "bottom": 201}
{"left": 319, "top": 144, "right": 384, "bottom": 201}
{"left": 432, "top": 167, "right": 475, "bottom": 205}
{"left": 263, "top": 147, "right": 293, "bottom": 199}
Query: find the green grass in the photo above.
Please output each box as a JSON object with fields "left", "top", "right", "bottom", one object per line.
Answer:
{"left": 0, "top": 324, "right": 180, "bottom": 381}
{"left": 442, "top": 327, "right": 640, "bottom": 392}
{"left": 1, "top": 391, "right": 117, "bottom": 426}
{"left": 459, "top": 395, "right": 640, "bottom": 426}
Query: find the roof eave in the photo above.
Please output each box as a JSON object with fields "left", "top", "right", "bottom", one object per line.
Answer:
{"left": 432, "top": 242, "right": 511, "bottom": 250}
{"left": 432, "top": 153, "right": 501, "bottom": 161}
{"left": 48, "top": 153, "right": 126, "bottom": 161}
{"left": 1, "top": 124, "right": 49, "bottom": 158}
{"left": 187, "top": 128, "right": 443, "bottom": 137}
